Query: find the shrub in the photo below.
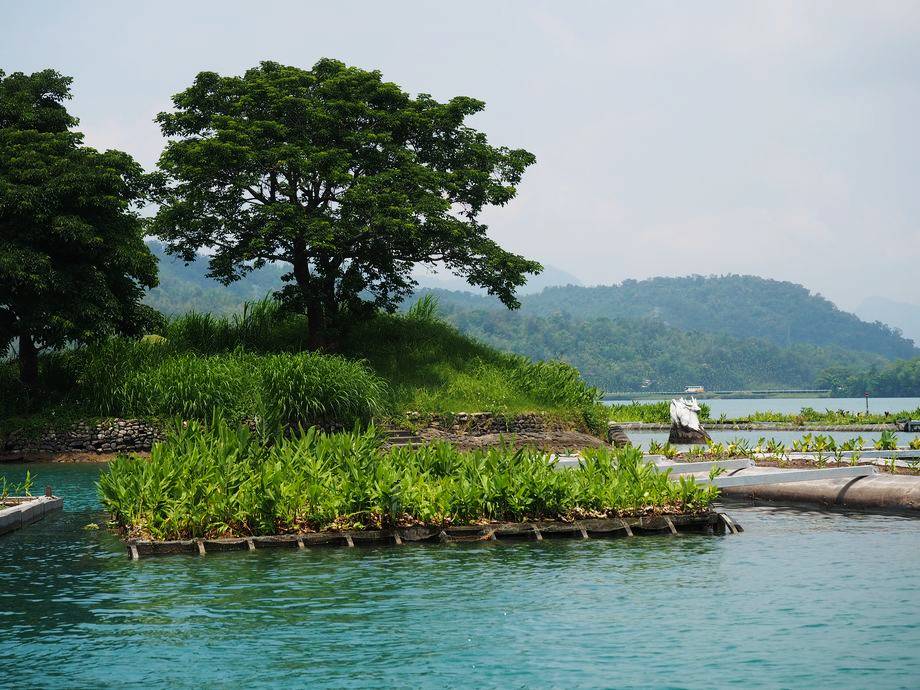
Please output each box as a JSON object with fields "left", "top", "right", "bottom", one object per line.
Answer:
{"left": 119, "top": 353, "right": 256, "bottom": 421}
{"left": 257, "top": 352, "right": 388, "bottom": 429}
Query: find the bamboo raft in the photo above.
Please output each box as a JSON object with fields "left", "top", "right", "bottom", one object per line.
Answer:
{"left": 125, "top": 512, "right": 741, "bottom": 559}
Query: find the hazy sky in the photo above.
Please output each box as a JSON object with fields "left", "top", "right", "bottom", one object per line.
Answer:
{"left": 3, "top": 0, "right": 918, "bottom": 309}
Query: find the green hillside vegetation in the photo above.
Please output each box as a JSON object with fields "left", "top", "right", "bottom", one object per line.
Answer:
{"left": 0, "top": 298, "right": 605, "bottom": 434}
{"left": 143, "top": 250, "right": 909, "bottom": 393}
{"left": 817, "top": 357, "right": 920, "bottom": 397}
{"left": 416, "top": 276, "right": 917, "bottom": 359}
{"left": 144, "top": 241, "right": 286, "bottom": 315}
{"left": 442, "top": 307, "right": 886, "bottom": 393}
{"left": 519, "top": 276, "right": 917, "bottom": 358}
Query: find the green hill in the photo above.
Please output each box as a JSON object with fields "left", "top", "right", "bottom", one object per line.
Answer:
{"left": 443, "top": 308, "right": 886, "bottom": 393}
{"left": 415, "top": 276, "right": 917, "bottom": 359}
{"left": 141, "top": 245, "right": 916, "bottom": 393}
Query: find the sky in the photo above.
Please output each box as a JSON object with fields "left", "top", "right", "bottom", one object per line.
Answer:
{"left": 2, "top": 0, "right": 919, "bottom": 310}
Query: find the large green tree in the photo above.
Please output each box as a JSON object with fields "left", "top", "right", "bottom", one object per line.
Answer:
{"left": 152, "top": 59, "right": 540, "bottom": 347}
{"left": 0, "top": 69, "right": 157, "bottom": 386}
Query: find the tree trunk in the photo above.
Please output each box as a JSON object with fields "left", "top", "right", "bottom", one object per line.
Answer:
{"left": 18, "top": 331, "right": 38, "bottom": 388}
{"left": 291, "top": 241, "right": 327, "bottom": 349}
{"left": 306, "top": 298, "right": 325, "bottom": 350}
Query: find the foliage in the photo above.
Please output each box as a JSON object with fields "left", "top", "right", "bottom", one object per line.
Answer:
{"left": 874, "top": 430, "right": 898, "bottom": 451}
{"left": 98, "top": 420, "right": 717, "bottom": 540}
{"left": 140, "top": 245, "right": 914, "bottom": 392}
{"left": 2, "top": 298, "right": 603, "bottom": 432}
{"left": 420, "top": 274, "right": 917, "bottom": 359}
{"left": 440, "top": 306, "right": 888, "bottom": 393}
{"left": 739, "top": 406, "right": 920, "bottom": 425}
{"left": 0, "top": 470, "right": 32, "bottom": 499}
{"left": 151, "top": 59, "right": 540, "bottom": 346}
{"left": 0, "top": 69, "right": 157, "bottom": 385}
{"left": 339, "top": 300, "right": 605, "bottom": 431}
{"left": 817, "top": 357, "right": 920, "bottom": 397}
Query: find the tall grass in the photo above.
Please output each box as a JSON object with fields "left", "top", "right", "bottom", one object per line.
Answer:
{"left": 258, "top": 352, "right": 387, "bottom": 429}
{"left": 4, "top": 296, "right": 608, "bottom": 433}
{"left": 98, "top": 420, "right": 718, "bottom": 540}
{"left": 343, "top": 299, "right": 606, "bottom": 430}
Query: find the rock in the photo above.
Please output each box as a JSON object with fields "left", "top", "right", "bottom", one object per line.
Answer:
{"left": 606, "top": 424, "right": 632, "bottom": 447}
{"left": 668, "top": 424, "right": 711, "bottom": 445}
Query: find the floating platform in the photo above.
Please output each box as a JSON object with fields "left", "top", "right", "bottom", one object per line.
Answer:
{"left": 715, "top": 466, "right": 920, "bottom": 515}
{"left": 124, "top": 512, "right": 740, "bottom": 559}
{"left": 0, "top": 493, "right": 63, "bottom": 536}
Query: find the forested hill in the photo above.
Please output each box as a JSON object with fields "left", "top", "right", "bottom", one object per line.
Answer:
{"left": 141, "top": 246, "right": 916, "bottom": 392}
{"left": 419, "top": 276, "right": 918, "bottom": 359}
{"left": 144, "top": 241, "right": 286, "bottom": 314}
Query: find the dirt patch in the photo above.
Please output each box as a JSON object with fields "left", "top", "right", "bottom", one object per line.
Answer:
{"left": 0, "top": 451, "right": 148, "bottom": 464}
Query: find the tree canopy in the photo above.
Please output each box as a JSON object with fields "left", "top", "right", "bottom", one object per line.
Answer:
{"left": 152, "top": 59, "right": 540, "bottom": 346}
{"left": 0, "top": 69, "right": 157, "bottom": 386}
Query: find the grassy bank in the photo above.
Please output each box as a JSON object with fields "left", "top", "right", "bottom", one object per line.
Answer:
{"left": 98, "top": 420, "right": 717, "bottom": 540}
{"left": 1, "top": 298, "right": 606, "bottom": 435}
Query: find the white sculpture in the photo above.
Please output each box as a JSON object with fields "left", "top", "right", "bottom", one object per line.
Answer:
{"left": 670, "top": 397, "right": 703, "bottom": 431}
{"left": 668, "top": 397, "right": 710, "bottom": 444}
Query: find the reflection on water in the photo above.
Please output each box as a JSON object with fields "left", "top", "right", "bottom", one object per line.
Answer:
{"left": 1, "top": 463, "right": 919, "bottom": 689}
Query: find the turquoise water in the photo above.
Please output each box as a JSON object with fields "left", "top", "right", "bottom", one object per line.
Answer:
{"left": 1, "top": 463, "right": 919, "bottom": 689}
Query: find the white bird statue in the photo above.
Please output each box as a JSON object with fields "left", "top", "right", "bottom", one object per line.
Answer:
{"left": 668, "top": 397, "right": 709, "bottom": 444}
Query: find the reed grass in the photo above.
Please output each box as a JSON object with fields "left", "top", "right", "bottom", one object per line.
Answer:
{"left": 98, "top": 420, "right": 717, "bottom": 540}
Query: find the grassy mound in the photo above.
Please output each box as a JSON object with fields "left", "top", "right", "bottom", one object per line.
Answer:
{"left": 1, "top": 298, "right": 605, "bottom": 433}
{"left": 99, "top": 420, "right": 717, "bottom": 540}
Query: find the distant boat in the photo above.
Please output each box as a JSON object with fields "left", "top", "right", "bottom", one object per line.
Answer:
{"left": 684, "top": 385, "right": 705, "bottom": 394}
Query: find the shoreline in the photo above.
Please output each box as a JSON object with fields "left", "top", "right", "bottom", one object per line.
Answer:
{"left": 617, "top": 422, "right": 902, "bottom": 431}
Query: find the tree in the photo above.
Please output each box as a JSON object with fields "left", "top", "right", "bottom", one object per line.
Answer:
{"left": 0, "top": 69, "right": 157, "bottom": 387}
{"left": 152, "top": 59, "right": 541, "bottom": 347}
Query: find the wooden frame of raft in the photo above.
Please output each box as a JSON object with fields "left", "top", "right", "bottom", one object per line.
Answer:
{"left": 125, "top": 512, "right": 740, "bottom": 559}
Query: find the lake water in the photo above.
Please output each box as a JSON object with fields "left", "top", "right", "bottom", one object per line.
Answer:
{"left": 605, "top": 397, "right": 920, "bottom": 418}
{"left": 1, "top": 463, "right": 919, "bottom": 688}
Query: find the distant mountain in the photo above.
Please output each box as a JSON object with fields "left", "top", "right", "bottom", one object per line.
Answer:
{"left": 143, "top": 240, "right": 583, "bottom": 314}
{"left": 443, "top": 308, "right": 885, "bottom": 392}
{"left": 142, "top": 246, "right": 913, "bottom": 391}
{"left": 409, "top": 276, "right": 918, "bottom": 361}
{"left": 144, "top": 241, "right": 285, "bottom": 315}
{"left": 854, "top": 296, "right": 920, "bottom": 347}
{"left": 415, "top": 265, "right": 582, "bottom": 295}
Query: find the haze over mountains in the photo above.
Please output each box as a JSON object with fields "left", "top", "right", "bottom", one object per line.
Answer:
{"left": 855, "top": 296, "right": 920, "bottom": 349}
{"left": 144, "top": 242, "right": 917, "bottom": 392}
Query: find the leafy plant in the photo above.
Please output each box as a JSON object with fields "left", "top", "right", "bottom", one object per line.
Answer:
{"left": 875, "top": 430, "right": 898, "bottom": 451}
{"left": 0, "top": 470, "right": 32, "bottom": 499}
{"left": 98, "top": 420, "right": 718, "bottom": 540}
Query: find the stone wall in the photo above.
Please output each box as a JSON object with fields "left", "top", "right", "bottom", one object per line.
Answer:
{"left": 405, "top": 412, "right": 580, "bottom": 435}
{"left": 1, "top": 412, "right": 592, "bottom": 457}
{"left": 2, "top": 419, "right": 162, "bottom": 456}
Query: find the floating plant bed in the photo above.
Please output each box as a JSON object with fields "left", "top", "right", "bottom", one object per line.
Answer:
{"left": 124, "top": 512, "right": 741, "bottom": 559}
{"left": 0, "top": 491, "right": 63, "bottom": 536}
